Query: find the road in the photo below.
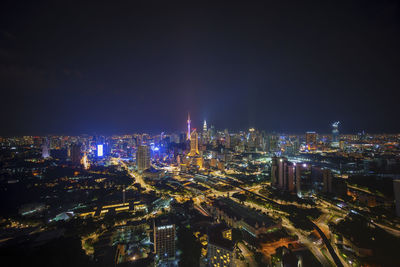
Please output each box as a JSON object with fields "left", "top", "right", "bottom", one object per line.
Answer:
{"left": 113, "top": 158, "right": 153, "bottom": 192}
{"left": 311, "top": 222, "right": 344, "bottom": 267}
{"left": 372, "top": 221, "right": 400, "bottom": 237}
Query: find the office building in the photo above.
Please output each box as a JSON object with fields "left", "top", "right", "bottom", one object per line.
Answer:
{"left": 42, "top": 137, "right": 50, "bottom": 159}
{"left": 97, "top": 144, "right": 104, "bottom": 157}
{"left": 322, "top": 169, "right": 333, "bottom": 193}
{"left": 70, "top": 144, "right": 81, "bottom": 165}
{"left": 331, "top": 121, "right": 340, "bottom": 148}
{"left": 224, "top": 129, "right": 230, "bottom": 149}
{"left": 154, "top": 217, "right": 176, "bottom": 261}
{"left": 271, "top": 157, "right": 296, "bottom": 193}
{"left": 187, "top": 130, "right": 200, "bottom": 156}
{"left": 305, "top": 131, "right": 317, "bottom": 147}
{"left": 271, "top": 156, "right": 278, "bottom": 186}
{"left": 136, "top": 145, "right": 150, "bottom": 172}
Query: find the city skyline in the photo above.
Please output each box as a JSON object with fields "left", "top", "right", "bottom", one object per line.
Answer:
{"left": 0, "top": 113, "right": 396, "bottom": 136}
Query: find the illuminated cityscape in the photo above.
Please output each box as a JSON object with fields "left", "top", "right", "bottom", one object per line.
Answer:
{"left": 1, "top": 1, "right": 400, "bottom": 267}
{"left": 1, "top": 118, "right": 400, "bottom": 266}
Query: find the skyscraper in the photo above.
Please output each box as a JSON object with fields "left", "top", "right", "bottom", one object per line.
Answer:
{"left": 305, "top": 131, "right": 317, "bottom": 148}
{"left": 154, "top": 217, "right": 176, "bottom": 261}
{"left": 81, "top": 153, "right": 90, "bottom": 170}
{"left": 322, "top": 169, "right": 333, "bottom": 193}
{"left": 331, "top": 121, "right": 340, "bottom": 148}
{"left": 271, "top": 157, "right": 297, "bottom": 193}
{"left": 187, "top": 112, "right": 191, "bottom": 141}
{"left": 42, "top": 137, "right": 50, "bottom": 159}
{"left": 136, "top": 145, "right": 150, "bottom": 172}
{"left": 287, "top": 163, "right": 295, "bottom": 192}
{"left": 224, "top": 129, "right": 230, "bottom": 149}
{"left": 187, "top": 130, "right": 200, "bottom": 157}
{"left": 203, "top": 120, "right": 207, "bottom": 133}
{"left": 268, "top": 134, "right": 278, "bottom": 152}
{"left": 70, "top": 144, "right": 81, "bottom": 165}
{"left": 271, "top": 157, "right": 278, "bottom": 186}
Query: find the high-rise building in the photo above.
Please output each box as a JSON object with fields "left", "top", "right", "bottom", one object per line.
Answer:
{"left": 331, "top": 121, "right": 340, "bottom": 148}
{"left": 271, "top": 157, "right": 278, "bottom": 186}
{"left": 224, "top": 129, "right": 230, "bottom": 149}
{"left": 202, "top": 120, "right": 209, "bottom": 144}
{"left": 154, "top": 217, "right": 176, "bottom": 261}
{"left": 322, "top": 169, "right": 333, "bottom": 193}
{"left": 271, "top": 157, "right": 296, "bottom": 193}
{"left": 187, "top": 113, "right": 191, "bottom": 141}
{"left": 293, "top": 137, "right": 300, "bottom": 155}
{"left": 136, "top": 145, "right": 150, "bottom": 172}
{"left": 339, "top": 140, "right": 345, "bottom": 151}
{"left": 268, "top": 135, "right": 278, "bottom": 152}
{"left": 81, "top": 153, "right": 90, "bottom": 170}
{"left": 295, "top": 164, "right": 301, "bottom": 194}
{"left": 278, "top": 157, "right": 285, "bottom": 188}
{"left": 209, "top": 125, "right": 215, "bottom": 139}
{"left": 287, "top": 163, "right": 295, "bottom": 192}
{"left": 97, "top": 144, "right": 104, "bottom": 157}
{"left": 295, "top": 163, "right": 313, "bottom": 197}
{"left": 187, "top": 130, "right": 199, "bottom": 157}
{"left": 42, "top": 137, "right": 50, "bottom": 159}
{"left": 393, "top": 180, "right": 400, "bottom": 217}
{"left": 306, "top": 131, "right": 317, "bottom": 147}
{"left": 70, "top": 144, "right": 81, "bottom": 165}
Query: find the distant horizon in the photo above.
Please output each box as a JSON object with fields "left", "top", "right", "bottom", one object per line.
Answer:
{"left": 1, "top": 129, "right": 399, "bottom": 138}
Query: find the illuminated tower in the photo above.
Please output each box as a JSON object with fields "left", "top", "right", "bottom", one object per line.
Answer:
{"left": 81, "top": 153, "right": 90, "bottom": 170}
{"left": 188, "top": 130, "right": 200, "bottom": 156}
{"left": 305, "top": 131, "right": 317, "bottom": 150}
{"left": 187, "top": 113, "right": 191, "bottom": 140}
{"left": 42, "top": 137, "right": 50, "bottom": 159}
{"left": 331, "top": 121, "right": 340, "bottom": 148}
{"left": 203, "top": 120, "right": 207, "bottom": 132}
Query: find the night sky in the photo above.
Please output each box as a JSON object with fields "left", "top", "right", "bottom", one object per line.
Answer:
{"left": 1, "top": 1, "right": 399, "bottom": 135}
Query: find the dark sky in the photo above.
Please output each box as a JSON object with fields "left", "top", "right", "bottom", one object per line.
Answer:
{"left": 1, "top": 1, "right": 399, "bottom": 135}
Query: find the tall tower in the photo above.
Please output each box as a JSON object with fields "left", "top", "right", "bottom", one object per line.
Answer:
{"left": 42, "top": 137, "right": 50, "bottom": 159}
{"left": 187, "top": 113, "right": 191, "bottom": 141}
{"left": 136, "top": 145, "right": 150, "bottom": 172}
{"left": 203, "top": 120, "right": 207, "bottom": 132}
{"left": 81, "top": 153, "right": 90, "bottom": 170}
{"left": 331, "top": 121, "right": 340, "bottom": 148}
{"left": 188, "top": 130, "right": 200, "bottom": 156}
{"left": 70, "top": 144, "right": 82, "bottom": 165}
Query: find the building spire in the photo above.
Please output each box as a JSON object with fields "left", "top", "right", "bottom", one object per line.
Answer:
{"left": 187, "top": 112, "right": 191, "bottom": 140}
